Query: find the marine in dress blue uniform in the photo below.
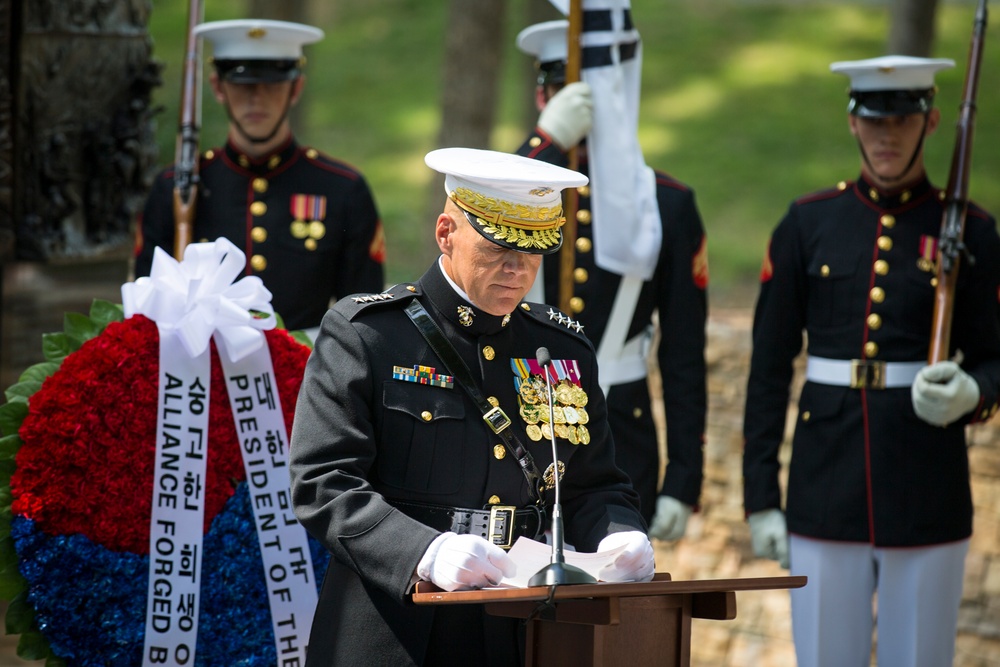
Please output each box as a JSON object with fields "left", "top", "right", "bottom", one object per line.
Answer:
{"left": 742, "top": 56, "right": 1000, "bottom": 667}
{"left": 289, "top": 148, "right": 654, "bottom": 666}
{"left": 135, "top": 20, "right": 385, "bottom": 332}
{"left": 515, "top": 21, "right": 708, "bottom": 534}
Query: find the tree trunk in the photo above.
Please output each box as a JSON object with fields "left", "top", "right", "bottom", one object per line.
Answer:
{"left": 424, "top": 0, "right": 507, "bottom": 249}
{"left": 887, "top": 0, "right": 940, "bottom": 56}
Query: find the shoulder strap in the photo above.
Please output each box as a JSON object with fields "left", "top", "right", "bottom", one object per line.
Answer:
{"left": 403, "top": 299, "right": 545, "bottom": 503}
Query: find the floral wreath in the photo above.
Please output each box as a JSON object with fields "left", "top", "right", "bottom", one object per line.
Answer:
{"left": 0, "top": 280, "right": 328, "bottom": 663}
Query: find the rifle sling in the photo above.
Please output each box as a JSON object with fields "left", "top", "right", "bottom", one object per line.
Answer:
{"left": 403, "top": 299, "right": 545, "bottom": 503}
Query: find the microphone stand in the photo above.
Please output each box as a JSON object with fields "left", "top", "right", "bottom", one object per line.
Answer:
{"left": 528, "top": 347, "right": 596, "bottom": 587}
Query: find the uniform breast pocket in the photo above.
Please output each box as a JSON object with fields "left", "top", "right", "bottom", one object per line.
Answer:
{"left": 378, "top": 381, "right": 467, "bottom": 494}
{"left": 806, "top": 254, "right": 862, "bottom": 327}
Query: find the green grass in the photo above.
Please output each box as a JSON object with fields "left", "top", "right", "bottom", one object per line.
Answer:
{"left": 146, "top": 0, "right": 1000, "bottom": 298}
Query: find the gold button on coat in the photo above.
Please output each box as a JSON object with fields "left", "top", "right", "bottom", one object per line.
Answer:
{"left": 251, "top": 226, "right": 267, "bottom": 243}
{"left": 577, "top": 209, "right": 592, "bottom": 224}
{"left": 250, "top": 254, "right": 267, "bottom": 271}
{"left": 632, "top": 407, "right": 643, "bottom": 419}
{"left": 493, "top": 445, "right": 506, "bottom": 460}
{"left": 575, "top": 237, "right": 592, "bottom": 253}
{"left": 252, "top": 178, "right": 268, "bottom": 193}
{"left": 870, "top": 287, "right": 885, "bottom": 303}
{"left": 864, "top": 341, "right": 879, "bottom": 357}
{"left": 574, "top": 268, "right": 589, "bottom": 283}
{"left": 880, "top": 214, "right": 896, "bottom": 228}
{"left": 569, "top": 297, "right": 584, "bottom": 313}
{"left": 250, "top": 201, "right": 267, "bottom": 216}
{"left": 867, "top": 313, "right": 882, "bottom": 330}
{"left": 874, "top": 260, "right": 889, "bottom": 275}
{"left": 483, "top": 346, "right": 495, "bottom": 360}
{"left": 802, "top": 411, "right": 811, "bottom": 422}
{"left": 820, "top": 264, "right": 830, "bottom": 277}
{"left": 877, "top": 236, "right": 893, "bottom": 251}
{"left": 268, "top": 155, "right": 280, "bottom": 169}
{"left": 421, "top": 411, "right": 432, "bottom": 422}
{"left": 529, "top": 137, "right": 542, "bottom": 147}
{"left": 305, "top": 238, "right": 318, "bottom": 251}
{"left": 578, "top": 185, "right": 590, "bottom": 197}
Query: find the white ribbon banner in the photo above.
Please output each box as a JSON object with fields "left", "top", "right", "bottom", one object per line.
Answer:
{"left": 221, "top": 347, "right": 318, "bottom": 665}
{"left": 125, "top": 239, "right": 315, "bottom": 666}
{"left": 143, "top": 332, "right": 210, "bottom": 665}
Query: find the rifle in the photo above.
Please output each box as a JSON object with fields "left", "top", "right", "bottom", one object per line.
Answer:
{"left": 558, "top": 0, "right": 584, "bottom": 314}
{"left": 928, "top": 0, "right": 988, "bottom": 364}
{"left": 172, "top": 0, "right": 205, "bottom": 260}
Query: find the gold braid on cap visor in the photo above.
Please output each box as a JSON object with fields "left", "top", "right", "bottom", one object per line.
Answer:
{"left": 450, "top": 187, "right": 565, "bottom": 250}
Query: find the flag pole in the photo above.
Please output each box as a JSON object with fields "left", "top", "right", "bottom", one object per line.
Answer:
{"left": 559, "top": 0, "right": 584, "bottom": 314}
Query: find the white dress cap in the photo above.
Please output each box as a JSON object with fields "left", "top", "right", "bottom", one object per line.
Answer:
{"left": 830, "top": 55, "right": 954, "bottom": 91}
{"left": 425, "top": 147, "right": 587, "bottom": 254}
{"left": 516, "top": 20, "right": 569, "bottom": 64}
{"left": 193, "top": 19, "right": 324, "bottom": 61}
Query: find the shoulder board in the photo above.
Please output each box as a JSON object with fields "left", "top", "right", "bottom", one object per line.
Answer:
{"left": 654, "top": 170, "right": 692, "bottom": 193}
{"left": 518, "top": 301, "right": 588, "bottom": 338}
{"left": 299, "top": 146, "right": 364, "bottom": 180}
{"left": 336, "top": 283, "right": 420, "bottom": 321}
{"left": 795, "top": 181, "right": 852, "bottom": 206}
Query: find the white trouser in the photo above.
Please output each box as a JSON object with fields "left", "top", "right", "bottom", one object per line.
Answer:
{"left": 789, "top": 535, "right": 969, "bottom": 667}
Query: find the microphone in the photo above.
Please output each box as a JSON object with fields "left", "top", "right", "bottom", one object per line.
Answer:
{"left": 528, "top": 346, "right": 596, "bottom": 587}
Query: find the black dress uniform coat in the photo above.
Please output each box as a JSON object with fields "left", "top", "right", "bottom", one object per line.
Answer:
{"left": 136, "top": 137, "right": 385, "bottom": 331}
{"left": 744, "top": 174, "right": 1000, "bottom": 546}
{"left": 289, "top": 261, "right": 644, "bottom": 666}
{"left": 518, "top": 131, "right": 708, "bottom": 522}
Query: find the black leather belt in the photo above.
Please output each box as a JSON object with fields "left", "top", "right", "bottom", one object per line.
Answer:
{"left": 389, "top": 499, "right": 547, "bottom": 550}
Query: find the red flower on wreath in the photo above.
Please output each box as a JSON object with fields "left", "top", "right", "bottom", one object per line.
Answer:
{"left": 11, "top": 314, "right": 309, "bottom": 555}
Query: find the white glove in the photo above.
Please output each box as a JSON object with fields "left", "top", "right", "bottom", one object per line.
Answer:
{"left": 416, "top": 532, "right": 516, "bottom": 592}
{"left": 648, "top": 496, "right": 693, "bottom": 542}
{"left": 911, "top": 360, "right": 981, "bottom": 427}
{"left": 748, "top": 509, "right": 789, "bottom": 569}
{"left": 537, "top": 81, "right": 593, "bottom": 150}
{"left": 597, "top": 530, "right": 655, "bottom": 582}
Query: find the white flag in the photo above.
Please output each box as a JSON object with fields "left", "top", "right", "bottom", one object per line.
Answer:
{"left": 550, "top": 0, "right": 662, "bottom": 280}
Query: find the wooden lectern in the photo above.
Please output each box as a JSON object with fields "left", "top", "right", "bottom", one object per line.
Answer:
{"left": 413, "top": 573, "right": 806, "bottom": 666}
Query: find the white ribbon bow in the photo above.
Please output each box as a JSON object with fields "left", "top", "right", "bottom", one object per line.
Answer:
{"left": 122, "top": 238, "right": 276, "bottom": 362}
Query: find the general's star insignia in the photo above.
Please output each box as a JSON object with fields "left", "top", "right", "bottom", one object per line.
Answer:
{"left": 352, "top": 292, "right": 394, "bottom": 304}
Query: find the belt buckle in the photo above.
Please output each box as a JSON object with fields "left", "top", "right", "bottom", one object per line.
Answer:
{"left": 488, "top": 505, "right": 517, "bottom": 550}
{"left": 483, "top": 406, "right": 511, "bottom": 434}
{"left": 850, "top": 359, "right": 885, "bottom": 389}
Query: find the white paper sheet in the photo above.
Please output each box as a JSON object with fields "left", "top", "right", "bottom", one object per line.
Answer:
{"left": 494, "top": 537, "right": 627, "bottom": 588}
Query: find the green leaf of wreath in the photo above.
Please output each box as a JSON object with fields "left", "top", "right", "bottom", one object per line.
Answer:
{"left": 0, "top": 435, "right": 21, "bottom": 460}
{"left": 0, "top": 401, "right": 27, "bottom": 439}
{"left": 5, "top": 591, "right": 33, "bottom": 634}
{"left": 40, "top": 333, "right": 72, "bottom": 364}
{"left": 16, "top": 628, "right": 51, "bottom": 660}
{"left": 63, "top": 311, "right": 102, "bottom": 349}
{"left": 19, "top": 362, "right": 60, "bottom": 387}
{"left": 88, "top": 299, "right": 124, "bottom": 329}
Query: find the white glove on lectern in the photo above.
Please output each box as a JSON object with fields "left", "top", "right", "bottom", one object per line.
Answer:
{"left": 648, "top": 496, "right": 693, "bottom": 542}
{"left": 597, "top": 531, "right": 655, "bottom": 582}
{"left": 538, "top": 81, "right": 593, "bottom": 150}
{"left": 748, "top": 508, "right": 789, "bottom": 569}
{"left": 416, "top": 532, "right": 516, "bottom": 592}
{"left": 911, "top": 361, "right": 980, "bottom": 426}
